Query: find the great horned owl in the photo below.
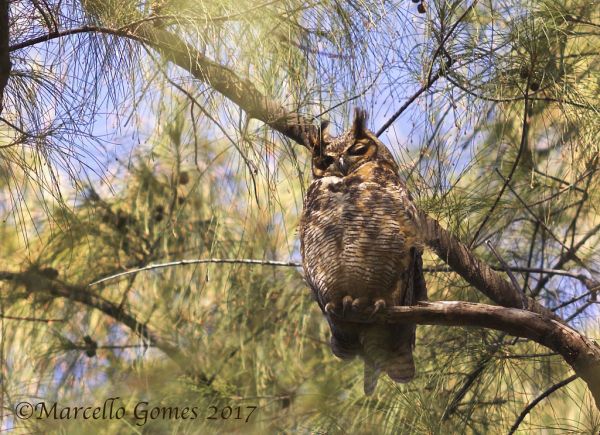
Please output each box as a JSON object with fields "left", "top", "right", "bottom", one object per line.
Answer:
{"left": 300, "top": 109, "right": 427, "bottom": 394}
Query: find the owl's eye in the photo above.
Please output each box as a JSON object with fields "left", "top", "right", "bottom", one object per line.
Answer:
{"left": 315, "top": 155, "right": 335, "bottom": 169}
{"left": 348, "top": 142, "right": 370, "bottom": 156}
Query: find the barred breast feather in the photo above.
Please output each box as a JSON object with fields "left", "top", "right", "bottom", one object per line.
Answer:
{"left": 300, "top": 170, "right": 420, "bottom": 309}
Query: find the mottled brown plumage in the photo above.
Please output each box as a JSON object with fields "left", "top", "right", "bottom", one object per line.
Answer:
{"left": 299, "top": 109, "right": 427, "bottom": 394}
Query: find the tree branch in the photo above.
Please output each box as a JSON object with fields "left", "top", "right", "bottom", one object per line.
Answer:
{"left": 341, "top": 301, "right": 600, "bottom": 409}
{"left": 132, "top": 25, "right": 317, "bottom": 147}
{"left": 89, "top": 258, "right": 302, "bottom": 286}
{"left": 418, "top": 211, "right": 560, "bottom": 320}
{"left": 0, "top": 270, "right": 188, "bottom": 366}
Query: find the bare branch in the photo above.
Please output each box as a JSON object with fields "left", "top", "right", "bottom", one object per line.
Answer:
{"left": 89, "top": 258, "right": 302, "bottom": 286}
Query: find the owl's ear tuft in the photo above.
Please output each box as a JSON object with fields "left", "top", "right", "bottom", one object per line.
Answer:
{"left": 353, "top": 108, "right": 368, "bottom": 138}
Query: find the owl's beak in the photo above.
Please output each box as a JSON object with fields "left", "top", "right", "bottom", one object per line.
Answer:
{"left": 337, "top": 157, "right": 349, "bottom": 175}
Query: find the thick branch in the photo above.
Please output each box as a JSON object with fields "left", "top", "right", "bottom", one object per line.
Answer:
{"left": 1, "top": 270, "right": 179, "bottom": 358}
{"left": 343, "top": 301, "right": 600, "bottom": 409}
{"left": 418, "top": 211, "right": 560, "bottom": 320}
{"left": 0, "top": 0, "right": 10, "bottom": 114}
{"left": 133, "top": 25, "right": 317, "bottom": 147}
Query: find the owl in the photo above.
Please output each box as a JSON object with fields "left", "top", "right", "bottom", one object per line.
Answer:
{"left": 299, "top": 109, "right": 427, "bottom": 394}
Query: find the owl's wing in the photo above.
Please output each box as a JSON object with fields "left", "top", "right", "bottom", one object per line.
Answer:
{"left": 402, "top": 247, "right": 427, "bottom": 306}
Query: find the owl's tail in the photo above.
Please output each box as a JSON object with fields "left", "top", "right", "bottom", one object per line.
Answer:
{"left": 360, "top": 324, "right": 416, "bottom": 395}
{"left": 363, "top": 361, "right": 380, "bottom": 395}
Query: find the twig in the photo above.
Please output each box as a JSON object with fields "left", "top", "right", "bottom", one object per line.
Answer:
{"left": 31, "top": 0, "right": 57, "bottom": 33}
{"left": 375, "top": 66, "right": 448, "bottom": 137}
{"left": 535, "top": 222, "right": 600, "bottom": 297}
{"left": 527, "top": 168, "right": 595, "bottom": 207}
{"left": 508, "top": 375, "right": 578, "bottom": 435}
{"left": 442, "top": 353, "right": 493, "bottom": 420}
{"left": 89, "top": 258, "right": 302, "bottom": 286}
{"left": 496, "top": 169, "right": 593, "bottom": 276}
{"left": 424, "top": 265, "right": 587, "bottom": 280}
{"left": 485, "top": 240, "right": 527, "bottom": 309}
{"left": 376, "top": 0, "right": 480, "bottom": 137}
{"left": 565, "top": 302, "right": 594, "bottom": 323}
{"left": 9, "top": 25, "right": 145, "bottom": 52}
{"left": 469, "top": 83, "right": 531, "bottom": 248}
{"left": 0, "top": 314, "right": 65, "bottom": 323}
{"left": 553, "top": 287, "right": 599, "bottom": 312}
{"left": 426, "top": 0, "right": 479, "bottom": 84}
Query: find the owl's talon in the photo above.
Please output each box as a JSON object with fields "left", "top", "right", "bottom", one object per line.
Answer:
{"left": 342, "top": 295, "right": 353, "bottom": 316}
{"left": 325, "top": 302, "right": 338, "bottom": 315}
{"left": 352, "top": 297, "right": 370, "bottom": 312}
{"left": 370, "top": 299, "right": 386, "bottom": 318}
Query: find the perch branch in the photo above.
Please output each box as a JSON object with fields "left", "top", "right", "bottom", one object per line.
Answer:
{"left": 342, "top": 301, "right": 600, "bottom": 409}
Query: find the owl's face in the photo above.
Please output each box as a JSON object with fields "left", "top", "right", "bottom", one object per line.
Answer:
{"left": 310, "top": 109, "right": 398, "bottom": 178}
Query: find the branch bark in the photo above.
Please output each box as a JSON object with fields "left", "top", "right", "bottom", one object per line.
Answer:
{"left": 342, "top": 301, "right": 600, "bottom": 409}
